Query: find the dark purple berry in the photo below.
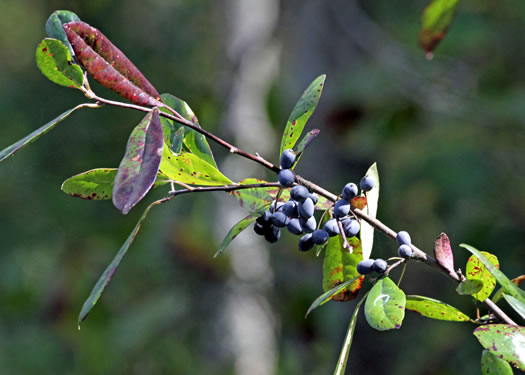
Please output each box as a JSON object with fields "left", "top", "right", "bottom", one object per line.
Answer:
{"left": 254, "top": 222, "right": 266, "bottom": 235}
{"left": 287, "top": 218, "right": 303, "bottom": 235}
{"left": 278, "top": 169, "right": 295, "bottom": 187}
{"left": 298, "top": 233, "right": 314, "bottom": 251}
{"left": 398, "top": 244, "right": 413, "bottom": 258}
{"left": 299, "top": 216, "right": 316, "bottom": 233}
{"left": 271, "top": 211, "right": 289, "bottom": 227}
{"left": 280, "top": 149, "right": 296, "bottom": 169}
{"left": 372, "top": 258, "right": 388, "bottom": 273}
{"left": 323, "top": 219, "right": 340, "bottom": 237}
{"left": 264, "top": 225, "right": 281, "bottom": 243}
{"left": 312, "top": 229, "right": 329, "bottom": 245}
{"left": 299, "top": 198, "right": 315, "bottom": 218}
{"left": 357, "top": 259, "right": 375, "bottom": 275}
{"left": 308, "top": 193, "right": 318, "bottom": 205}
{"left": 290, "top": 185, "right": 309, "bottom": 202}
{"left": 343, "top": 219, "right": 360, "bottom": 237}
{"left": 256, "top": 210, "right": 272, "bottom": 225}
{"left": 269, "top": 201, "right": 284, "bottom": 213}
{"left": 342, "top": 182, "right": 358, "bottom": 201}
{"left": 282, "top": 200, "right": 298, "bottom": 217}
{"left": 396, "top": 231, "right": 411, "bottom": 246}
{"left": 360, "top": 175, "right": 374, "bottom": 192}
{"left": 333, "top": 199, "right": 350, "bottom": 218}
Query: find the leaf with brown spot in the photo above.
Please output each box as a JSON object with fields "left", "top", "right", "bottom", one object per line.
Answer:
{"left": 113, "top": 108, "right": 164, "bottom": 214}
{"left": 280, "top": 75, "right": 325, "bottom": 155}
{"left": 465, "top": 250, "right": 498, "bottom": 301}
{"left": 474, "top": 324, "right": 525, "bottom": 370}
{"left": 419, "top": 0, "right": 459, "bottom": 56}
{"left": 64, "top": 21, "right": 162, "bottom": 107}
{"left": 433, "top": 232, "right": 456, "bottom": 278}
{"left": 350, "top": 196, "right": 367, "bottom": 210}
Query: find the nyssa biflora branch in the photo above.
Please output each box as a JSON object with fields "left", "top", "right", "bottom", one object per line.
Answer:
{"left": 85, "top": 89, "right": 516, "bottom": 326}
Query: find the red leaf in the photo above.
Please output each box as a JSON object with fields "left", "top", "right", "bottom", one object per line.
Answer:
{"left": 350, "top": 196, "right": 367, "bottom": 210}
{"left": 63, "top": 21, "right": 162, "bottom": 107}
{"left": 433, "top": 233, "right": 457, "bottom": 278}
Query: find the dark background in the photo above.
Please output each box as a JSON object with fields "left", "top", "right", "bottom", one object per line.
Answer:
{"left": 0, "top": 0, "right": 524, "bottom": 374}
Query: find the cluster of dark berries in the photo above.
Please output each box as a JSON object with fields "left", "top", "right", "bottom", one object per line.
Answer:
{"left": 396, "top": 230, "right": 413, "bottom": 258}
{"left": 277, "top": 149, "right": 297, "bottom": 187}
{"left": 253, "top": 184, "right": 321, "bottom": 246}
{"left": 356, "top": 258, "right": 388, "bottom": 275}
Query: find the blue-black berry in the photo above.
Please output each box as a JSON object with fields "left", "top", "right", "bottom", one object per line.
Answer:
{"left": 278, "top": 169, "right": 295, "bottom": 187}
{"left": 323, "top": 219, "right": 340, "bottom": 237}
{"left": 342, "top": 218, "right": 360, "bottom": 237}
{"left": 372, "top": 258, "right": 388, "bottom": 273}
{"left": 253, "top": 222, "right": 266, "bottom": 236}
{"left": 269, "top": 201, "right": 284, "bottom": 213}
{"left": 299, "top": 216, "right": 316, "bottom": 233}
{"left": 282, "top": 200, "right": 298, "bottom": 217}
{"left": 272, "top": 211, "right": 289, "bottom": 227}
{"left": 308, "top": 193, "right": 318, "bottom": 205}
{"left": 357, "top": 259, "right": 375, "bottom": 275}
{"left": 398, "top": 244, "right": 413, "bottom": 258}
{"left": 298, "top": 233, "right": 314, "bottom": 251}
{"left": 256, "top": 210, "right": 272, "bottom": 225}
{"left": 396, "top": 231, "right": 411, "bottom": 246}
{"left": 342, "top": 182, "right": 358, "bottom": 201}
{"left": 360, "top": 175, "right": 374, "bottom": 192}
{"left": 264, "top": 225, "right": 281, "bottom": 243}
{"left": 290, "top": 186, "right": 309, "bottom": 202}
{"left": 299, "top": 198, "right": 315, "bottom": 218}
{"left": 287, "top": 218, "right": 303, "bottom": 235}
{"left": 333, "top": 199, "right": 350, "bottom": 218}
{"left": 280, "top": 149, "right": 296, "bottom": 169}
{"left": 312, "top": 229, "right": 329, "bottom": 245}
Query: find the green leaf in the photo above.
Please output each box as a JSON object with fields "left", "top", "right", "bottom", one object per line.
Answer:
{"left": 306, "top": 275, "right": 362, "bottom": 317}
{"left": 229, "top": 178, "right": 274, "bottom": 213}
{"left": 502, "top": 294, "right": 525, "bottom": 321}
{"left": 0, "top": 103, "right": 96, "bottom": 163}
{"left": 36, "top": 38, "right": 84, "bottom": 88}
{"left": 280, "top": 75, "right": 326, "bottom": 155}
{"left": 419, "top": 0, "right": 459, "bottom": 56}
{"left": 160, "top": 93, "right": 216, "bottom": 167}
{"left": 481, "top": 350, "right": 513, "bottom": 375}
{"left": 113, "top": 108, "right": 164, "bottom": 215}
{"left": 359, "top": 162, "right": 379, "bottom": 260}
{"left": 78, "top": 198, "right": 167, "bottom": 326}
{"left": 322, "top": 235, "right": 364, "bottom": 301}
{"left": 461, "top": 244, "right": 525, "bottom": 306}
{"left": 171, "top": 127, "right": 184, "bottom": 154}
{"left": 61, "top": 168, "right": 171, "bottom": 200}
{"left": 466, "top": 251, "right": 499, "bottom": 302}
{"left": 474, "top": 324, "right": 525, "bottom": 370}
{"left": 333, "top": 290, "right": 370, "bottom": 375}
{"left": 456, "top": 279, "right": 484, "bottom": 295}
{"left": 213, "top": 213, "right": 261, "bottom": 258}
{"left": 493, "top": 275, "right": 525, "bottom": 303}
{"left": 294, "top": 129, "right": 320, "bottom": 165}
{"left": 159, "top": 146, "right": 232, "bottom": 186}
{"left": 364, "top": 277, "right": 406, "bottom": 331}
{"left": 45, "top": 10, "right": 81, "bottom": 58}
{"left": 405, "top": 295, "right": 470, "bottom": 322}
{"left": 64, "top": 21, "right": 162, "bottom": 107}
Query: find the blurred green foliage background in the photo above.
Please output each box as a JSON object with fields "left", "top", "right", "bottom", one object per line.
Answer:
{"left": 0, "top": 0, "right": 524, "bottom": 374}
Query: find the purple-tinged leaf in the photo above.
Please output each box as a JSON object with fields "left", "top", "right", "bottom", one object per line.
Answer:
{"left": 113, "top": 108, "right": 164, "bottom": 214}
{"left": 280, "top": 75, "right": 325, "bottom": 155}
{"left": 294, "top": 129, "right": 320, "bottom": 165}
{"left": 493, "top": 275, "right": 525, "bottom": 303}
{"left": 466, "top": 251, "right": 499, "bottom": 302}
{"left": 456, "top": 279, "right": 483, "bottom": 296}
{"left": 419, "top": 0, "right": 459, "bottom": 57}
{"left": 481, "top": 350, "right": 513, "bottom": 375}
{"left": 213, "top": 212, "right": 262, "bottom": 258}
{"left": 364, "top": 277, "right": 406, "bottom": 331}
{"left": 474, "top": 324, "right": 525, "bottom": 370}
{"left": 61, "top": 168, "right": 171, "bottom": 200}
{"left": 433, "top": 232, "right": 457, "bottom": 278}
{"left": 64, "top": 21, "right": 162, "bottom": 107}
{"left": 78, "top": 198, "right": 167, "bottom": 326}
{"left": 0, "top": 103, "right": 96, "bottom": 163}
